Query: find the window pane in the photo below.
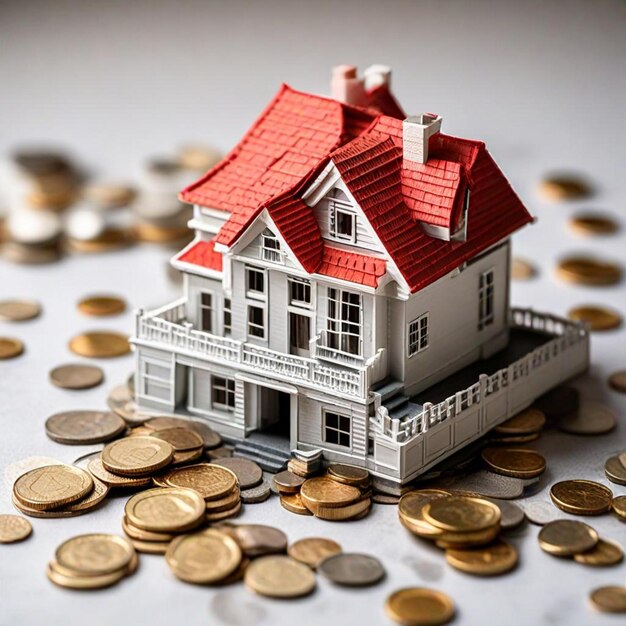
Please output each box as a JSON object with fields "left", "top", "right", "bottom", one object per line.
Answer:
{"left": 145, "top": 380, "right": 169, "bottom": 400}
{"left": 339, "top": 415, "right": 350, "bottom": 432}
{"left": 339, "top": 433, "right": 350, "bottom": 447}
{"left": 145, "top": 362, "right": 169, "bottom": 380}
{"left": 326, "top": 429, "right": 339, "bottom": 444}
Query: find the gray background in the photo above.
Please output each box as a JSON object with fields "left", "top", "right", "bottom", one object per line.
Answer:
{"left": 1, "top": 1, "right": 625, "bottom": 625}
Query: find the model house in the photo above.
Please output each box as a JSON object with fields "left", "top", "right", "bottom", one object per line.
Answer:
{"left": 132, "top": 66, "right": 589, "bottom": 484}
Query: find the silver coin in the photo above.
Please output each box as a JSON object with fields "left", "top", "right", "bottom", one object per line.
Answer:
{"left": 240, "top": 479, "right": 271, "bottom": 504}
{"left": 213, "top": 457, "right": 263, "bottom": 489}
{"left": 227, "top": 524, "right": 287, "bottom": 557}
{"left": 445, "top": 470, "right": 525, "bottom": 500}
{"left": 485, "top": 498, "right": 525, "bottom": 530}
{"left": 520, "top": 500, "right": 575, "bottom": 526}
{"left": 318, "top": 553, "right": 385, "bottom": 587}
{"left": 557, "top": 402, "right": 616, "bottom": 435}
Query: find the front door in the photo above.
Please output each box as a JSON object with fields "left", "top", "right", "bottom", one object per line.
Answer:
{"left": 258, "top": 386, "right": 291, "bottom": 438}
{"left": 289, "top": 312, "right": 310, "bottom": 357}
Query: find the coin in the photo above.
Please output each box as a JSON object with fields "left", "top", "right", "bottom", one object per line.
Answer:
{"left": 315, "top": 497, "right": 372, "bottom": 521}
{"left": 557, "top": 402, "right": 616, "bottom": 435}
{"left": 164, "top": 463, "right": 237, "bottom": 500}
{"left": 574, "top": 538, "right": 623, "bottom": 566}
{"left": 84, "top": 183, "right": 136, "bottom": 208}
{"left": 0, "top": 300, "right": 41, "bottom": 322}
{"left": 510, "top": 257, "right": 537, "bottom": 281}
{"left": 613, "top": 496, "right": 626, "bottom": 521}
{"left": 102, "top": 436, "right": 173, "bottom": 476}
{"left": 240, "top": 479, "right": 271, "bottom": 504}
{"left": 444, "top": 539, "right": 517, "bottom": 576}
{"left": 49, "top": 364, "right": 104, "bottom": 390}
{"left": 166, "top": 528, "right": 242, "bottom": 584}
{"left": 604, "top": 456, "right": 626, "bottom": 486}
{"left": 225, "top": 524, "right": 288, "bottom": 557}
{"left": 68, "top": 227, "right": 133, "bottom": 253}
{"left": 125, "top": 487, "right": 205, "bottom": 532}
{"left": 146, "top": 417, "right": 223, "bottom": 448}
{"left": 245, "top": 555, "right": 316, "bottom": 598}
{"left": 54, "top": 533, "right": 135, "bottom": 577}
{"left": 288, "top": 537, "right": 341, "bottom": 568}
{"left": 481, "top": 447, "right": 546, "bottom": 479}
{"left": 423, "top": 496, "right": 501, "bottom": 532}
{"left": 440, "top": 470, "right": 525, "bottom": 500}
{"left": 608, "top": 371, "right": 626, "bottom": 393}
{"left": 77, "top": 295, "right": 127, "bottom": 317}
{"left": 434, "top": 524, "right": 500, "bottom": 549}
{"left": 204, "top": 487, "right": 241, "bottom": 513}
{"left": 13, "top": 465, "right": 93, "bottom": 510}
{"left": 538, "top": 520, "right": 599, "bottom": 556}
{"left": 151, "top": 427, "right": 204, "bottom": 451}
{"left": 178, "top": 145, "right": 221, "bottom": 171}
{"left": 385, "top": 587, "right": 455, "bottom": 626}
{"left": 69, "top": 331, "right": 130, "bottom": 358}
{"left": 0, "top": 514, "right": 32, "bottom": 543}
{"left": 373, "top": 493, "right": 401, "bottom": 505}
{"left": 280, "top": 492, "right": 313, "bottom": 515}
{"left": 569, "top": 213, "right": 619, "bottom": 236}
{"left": 0, "top": 337, "right": 24, "bottom": 359}
{"left": 493, "top": 408, "right": 546, "bottom": 436}
{"left": 205, "top": 501, "right": 241, "bottom": 522}
{"left": 327, "top": 464, "right": 370, "bottom": 486}
{"left": 539, "top": 175, "right": 590, "bottom": 201}
{"left": 122, "top": 515, "right": 174, "bottom": 542}
{"left": 47, "top": 560, "right": 128, "bottom": 590}
{"left": 87, "top": 456, "right": 151, "bottom": 488}
{"left": 550, "top": 480, "right": 613, "bottom": 515}
{"left": 300, "top": 477, "right": 362, "bottom": 513}
{"left": 399, "top": 490, "right": 450, "bottom": 538}
{"left": 46, "top": 410, "right": 125, "bottom": 444}
{"left": 484, "top": 498, "right": 525, "bottom": 530}
{"left": 556, "top": 256, "right": 622, "bottom": 286}
{"left": 318, "top": 553, "right": 385, "bottom": 587}
{"left": 212, "top": 457, "right": 262, "bottom": 489}
{"left": 128, "top": 538, "right": 171, "bottom": 554}
{"left": 172, "top": 447, "right": 204, "bottom": 465}
{"left": 589, "top": 586, "right": 626, "bottom": 613}
{"left": 272, "top": 470, "right": 305, "bottom": 493}
{"left": 567, "top": 306, "right": 622, "bottom": 331}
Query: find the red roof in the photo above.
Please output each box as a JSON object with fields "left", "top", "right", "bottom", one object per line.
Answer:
{"left": 175, "top": 240, "right": 222, "bottom": 272}
{"left": 317, "top": 247, "right": 387, "bottom": 288}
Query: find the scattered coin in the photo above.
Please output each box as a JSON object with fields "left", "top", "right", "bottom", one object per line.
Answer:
{"left": 608, "top": 370, "right": 626, "bottom": 393}
{"left": 423, "top": 496, "right": 501, "bottom": 533}
{"left": 567, "top": 306, "right": 622, "bottom": 331}
{"left": 605, "top": 456, "right": 626, "bottom": 486}
{"left": 178, "top": 145, "right": 221, "bottom": 171}
{"left": 0, "top": 514, "right": 32, "bottom": 543}
{"left": 556, "top": 256, "right": 622, "bottom": 286}
{"left": 557, "top": 402, "right": 616, "bottom": 435}
{"left": 69, "top": 331, "right": 130, "bottom": 358}
{"left": 107, "top": 384, "right": 149, "bottom": 425}
{"left": 539, "top": 174, "right": 590, "bottom": 201}
{"left": 445, "top": 539, "right": 518, "bottom": 576}
{"left": 589, "top": 586, "right": 626, "bottom": 613}
{"left": 240, "top": 479, "right": 271, "bottom": 504}
{"left": 372, "top": 493, "right": 401, "bottom": 505}
{"left": 224, "top": 524, "right": 288, "bottom": 557}
{"left": 520, "top": 500, "right": 567, "bottom": 526}
{"left": 485, "top": 498, "right": 525, "bottom": 530}
{"left": 45, "top": 410, "right": 125, "bottom": 444}
{"left": 574, "top": 538, "right": 624, "bottom": 566}
{"left": 272, "top": 470, "right": 305, "bottom": 493}
{"left": 122, "top": 516, "right": 174, "bottom": 542}
{"left": 55, "top": 533, "right": 135, "bottom": 576}
{"left": 245, "top": 555, "right": 316, "bottom": 598}
{"left": 385, "top": 587, "right": 455, "bottom": 626}
{"left": 49, "top": 363, "right": 104, "bottom": 390}
{"left": 612, "top": 496, "right": 626, "bottom": 521}
{"left": 481, "top": 447, "right": 546, "bottom": 479}
{"left": 102, "top": 436, "right": 173, "bottom": 476}
{"left": 511, "top": 257, "right": 537, "bottom": 281}
{"left": 164, "top": 463, "right": 237, "bottom": 500}
{"left": 288, "top": 537, "right": 342, "bottom": 569}
{"left": 568, "top": 213, "right": 619, "bottom": 236}
{"left": 47, "top": 560, "right": 128, "bottom": 590}
{"left": 438, "top": 470, "right": 525, "bottom": 500}
{"left": 538, "top": 520, "right": 598, "bottom": 556}
{"left": 318, "top": 553, "right": 385, "bottom": 587}
{"left": 399, "top": 490, "right": 451, "bottom": 538}
{"left": 77, "top": 295, "right": 127, "bottom": 317}
{"left": 550, "top": 480, "right": 613, "bottom": 515}
{"left": 212, "top": 457, "right": 262, "bottom": 490}
{"left": 493, "top": 408, "right": 546, "bottom": 436}
{"left": 13, "top": 465, "right": 93, "bottom": 510}
{"left": 0, "top": 337, "right": 24, "bottom": 359}
{"left": 0, "top": 300, "right": 41, "bottom": 322}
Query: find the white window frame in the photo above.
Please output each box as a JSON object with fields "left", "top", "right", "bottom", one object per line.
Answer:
{"left": 407, "top": 313, "right": 429, "bottom": 357}
{"left": 140, "top": 356, "right": 172, "bottom": 403}
{"left": 322, "top": 409, "right": 352, "bottom": 449}
{"left": 199, "top": 291, "right": 213, "bottom": 333}
{"left": 211, "top": 375, "right": 236, "bottom": 412}
{"left": 261, "top": 229, "right": 284, "bottom": 264}
{"left": 245, "top": 265, "right": 266, "bottom": 300}
{"left": 247, "top": 304, "right": 266, "bottom": 340}
{"left": 288, "top": 276, "right": 312, "bottom": 309}
{"left": 452, "top": 189, "right": 470, "bottom": 242}
{"left": 328, "top": 194, "right": 357, "bottom": 244}
{"left": 223, "top": 297, "right": 232, "bottom": 336}
{"left": 478, "top": 268, "right": 495, "bottom": 330}
{"left": 326, "top": 287, "right": 362, "bottom": 357}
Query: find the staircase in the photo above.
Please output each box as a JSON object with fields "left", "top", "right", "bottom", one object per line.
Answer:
{"left": 233, "top": 438, "right": 291, "bottom": 473}
{"left": 373, "top": 379, "right": 416, "bottom": 420}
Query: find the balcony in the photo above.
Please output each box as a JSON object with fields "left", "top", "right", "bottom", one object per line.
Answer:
{"left": 132, "top": 298, "right": 386, "bottom": 400}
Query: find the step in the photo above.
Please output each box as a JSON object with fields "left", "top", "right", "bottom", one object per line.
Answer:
{"left": 234, "top": 441, "right": 291, "bottom": 463}
{"left": 372, "top": 379, "right": 404, "bottom": 402}
{"left": 233, "top": 448, "right": 288, "bottom": 472}
{"left": 384, "top": 394, "right": 410, "bottom": 412}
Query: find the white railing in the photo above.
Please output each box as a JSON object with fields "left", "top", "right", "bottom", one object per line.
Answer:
{"left": 369, "top": 307, "right": 589, "bottom": 444}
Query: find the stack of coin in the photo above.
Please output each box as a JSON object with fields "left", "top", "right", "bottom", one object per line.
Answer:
{"left": 287, "top": 450, "right": 322, "bottom": 477}
{"left": 47, "top": 534, "right": 138, "bottom": 589}
{"left": 490, "top": 407, "right": 546, "bottom": 444}
{"left": 2, "top": 207, "right": 63, "bottom": 264}
{"left": 177, "top": 144, "right": 222, "bottom": 173}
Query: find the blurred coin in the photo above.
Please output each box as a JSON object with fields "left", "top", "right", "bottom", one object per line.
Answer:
{"left": 539, "top": 175, "right": 590, "bottom": 201}
{"left": 87, "top": 456, "right": 151, "bottom": 488}
{"left": 372, "top": 493, "right": 401, "bottom": 505}
{"left": 13, "top": 465, "right": 93, "bottom": 510}
{"left": 589, "top": 586, "right": 626, "bottom": 613}
{"left": 569, "top": 213, "right": 619, "bottom": 236}
{"left": 213, "top": 457, "right": 262, "bottom": 489}
{"left": 398, "top": 490, "right": 451, "bottom": 538}
{"left": 107, "top": 384, "right": 150, "bottom": 425}
{"left": 224, "top": 524, "right": 288, "bottom": 557}
{"left": 4, "top": 455, "right": 63, "bottom": 490}
{"left": 484, "top": 498, "right": 525, "bottom": 530}
{"left": 604, "top": 456, "right": 626, "bottom": 486}
{"left": 280, "top": 492, "right": 313, "bottom": 516}
{"left": 568, "top": 305, "right": 622, "bottom": 331}
{"left": 2, "top": 240, "right": 61, "bottom": 265}
{"left": 69, "top": 331, "right": 130, "bottom": 358}
{"left": 151, "top": 427, "right": 203, "bottom": 452}
{"left": 612, "top": 496, "right": 626, "bottom": 521}
{"left": 7, "top": 208, "right": 62, "bottom": 244}
{"left": 556, "top": 256, "right": 622, "bottom": 286}
{"left": 77, "top": 295, "right": 126, "bottom": 317}
{"left": 207, "top": 445, "right": 233, "bottom": 461}
{"left": 205, "top": 501, "right": 241, "bottom": 522}
{"left": 493, "top": 408, "right": 546, "bottom": 436}
{"left": 385, "top": 587, "right": 455, "bottom": 626}
{"left": 128, "top": 538, "right": 171, "bottom": 555}
{"left": 272, "top": 470, "right": 305, "bottom": 493}
{"left": 0, "top": 300, "right": 41, "bottom": 322}
{"left": 134, "top": 221, "right": 190, "bottom": 244}
{"left": 171, "top": 447, "right": 203, "bottom": 465}
{"left": 84, "top": 183, "right": 136, "bottom": 209}
{"left": 557, "top": 402, "right": 616, "bottom": 435}
{"left": 288, "top": 537, "right": 341, "bottom": 569}
{"left": 511, "top": 257, "right": 537, "bottom": 281}
{"left": 55, "top": 533, "right": 135, "bottom": 576}
{"left": 318, "top": 553, "right": 385, "bottom": 587}
{"left": 240, "top": 479, "right": 271, "bottom": 504}
{"left": 204, "top": 487, "right": 241, "bottom": 513}
{"left": 481, "top": 447, "right": 546, "bottom": 479}
{"left": 47, "top": 560, "right": 127, "bottom": 590}
{"left": 608, "top": 371, "right": 626, "bottom": 393}
{"left": 315, "top": 497, "right": 371, "bottom": 521}
{"left": 67, "top": 228, "right": 133, "bottom": 253}
{"left": 0, "top": 514, "right": 32, "bottom": 543}
{"left": 178, "top": 145, "right": 221, "bottom": 171}
{"left": 0, "top": 337, "right": 24, "bottom": 359}
{"left": 538, "top": 520, "right": 598, "bottom": 556}
{"left": 164, "top": 463, "right": 237, "bottom": 500}
{"left": 121, "top": 515, "right": 174, "bottom": 542}
{"left": 574, "top": 538, "right": 623, "bottom": 566}
{"left": 423, "top": 496, "right": 500, "bottom": 532}
{"left": 49, "top": 364, "right": 104, "bottom": 390}
{"left": 327, "top": 463, "right": 370, "bottom": 487}
{"left": 445, "top": 539, "right": 518, "bottom": 576}
{"left": 45, "top": 410, "right": 125, "bottom": 444}
{"left": 550, "top": 480, "right": 613, "bottom": 515}
{"left": 245, "top": 555, "right": 316, "bottom": 598}
{"left": 520, "top": 500, "right": 571, "bottom": 526}
{"left": 102, "top": 436, "right": 173, "bottom": 476}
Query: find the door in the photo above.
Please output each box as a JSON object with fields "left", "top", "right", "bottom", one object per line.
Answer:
{"left": 289, "top": 312, "right": 310, "bottom": 357}
{"left": 258, "top": 387, "right": 291, "bottom": 438}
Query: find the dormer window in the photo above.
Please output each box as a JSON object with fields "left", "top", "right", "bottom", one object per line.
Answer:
{"left": 451, "top": 189, "right": 470, "bottom": 242}
{"left": 328, "top": 189, "right": 356, "bottom": 243}
{"left": 261, "top": 229, "right": 282, "bottom": 263}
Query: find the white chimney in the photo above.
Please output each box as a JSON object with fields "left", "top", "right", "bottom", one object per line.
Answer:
{"left": 402, "top": 114, "right": 442, "bottom": 164}
{"left": 363, "top": 64, "right": 392, "bottom": 91}
{"left": 331, "top": 65, "right": 367, "bottom": 107}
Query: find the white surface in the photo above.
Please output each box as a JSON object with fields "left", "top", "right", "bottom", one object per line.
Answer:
{"left": 1, "top": 1, "right": 625, "bottom": 625}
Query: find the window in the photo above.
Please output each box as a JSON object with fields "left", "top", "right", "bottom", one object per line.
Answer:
{"left": 246, "top": 266, "right": 265, "bottom": 296}
{"left": 327, "top": 288, "right": 362, "bottom": 355}
{"left": 261, "top": 230, "right": 282, "bottom": 263}
{"left": 248, "top": 305, "right": 265, "bottom": 338}
{"left": 199, "top": 292, "right": 213, "bottom": 332}
{"left": 323, "top": 411, "right": 351, "bottom": 448}
{"left": 141, "top": 359, "right": 171, "bottom": 402}
{"left": 328, "top": 189, "right": 356, "bottom": 243}
{"left": 223, "top": 298, "right": 232, "bottom": 335}
{"left": 288, "top": 277, "right": 311, "bottom": 308}
{"left": 408, "top": 313, "right": 429, "bottom": 356}
{"left": 478, "top": 269, "right": 495, "bottom": 330}
{"left": 211, "top": 376, "right": 235, "bottom": 412}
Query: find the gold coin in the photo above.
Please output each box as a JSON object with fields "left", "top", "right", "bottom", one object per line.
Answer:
{"left": 45, "top": 410, "right": 126, "bottom": 444}
{"left": 125, "top": 487, "right": 206, "bottom": 532}
{"left": 398, "top": 490, "right": 451, "bottom": 538}
{"left": 589, "top": 586, "right": 626, "bottom": 613}
{"left": 280, "top": 492, "right": 313, "bottom": 515}
{"left": 129, "top": 538, "right": 171, "bottom": 554}
{"left": 550, "top": 480, "right": 613, "bottom": 515}
{"left": 166, "top": 528, "right": 242, "bottom": 584}
{"left": 613, "top": 495, "right": 626, "bottom": 521}
{"left": 423, "top": 496, "right": 501, "bottom": 533}
{"left": 244, "top": 555, "right": 316, "bottom": 598}
{"left": 539, "top": 175, "right": 590, "bottom": 201}
{"left": 49, "top": 364, "right": 104, "bottom": 390}
{"left": 122, "top": 515, "right": 174, "bottom": 542}
{"left": 493, "top": 408, "right": 546, "bottom": 436}
{"left": 569, "top": 213, "right": 619, "bottom": 236}
{"left": 178, "top": 145, "right": 221, "bottom": 171}
{"left": 204, "top": 487, "right": 241, "bottom": 512}
{"left": 172, "top": 447, "right": 204, "bottom": 465}
{"left": 434, "top": 524, "right": 500, "bottom": 549}
{"left": 77, "top": 295, "right": 126, "bottom": 317}
{"left": 0, "top": 337, "right": 24, "bottom": 359}
{"left": 558, "top": 402, "right": 616, "bottom": 435}
{"left": 151, "top": 427, "right": 204, "bottom": 451}
{"left": 134, "top": 221, "right": 190, "bottom": 244}
{"left": 0, "top": 514, "right": 32, "bottom": 543}
{"left": 385, "top": 587, "right": 455, "bottom": 626}
{"left": 556, "top": 256, "right": 622, "bottom": 286}
{"left": 481, "top": 447, "right": 546, "bottom": 479}
{"left": 13, "top": 464, "right": 93, "bottom": 510}
{"left": 83, "top": 183, "right": 136, "bottom": 208}
{"left": 272, "top": 470, "right": 305, "bottom": 494}
{"left": 164, "top": 463, "right": 238, "bottom": 500}
{"left": 56, "top": 533, "right": 135, "bottom": 575}
{"left": 67, "top": 228, "right": 133, "bottom": 253}
{"left": 445, "top": 539, "right": 518, "bottom": 575}
{"left": 87, "top": 456, "right": 152, "bottom": 488}
{"left": 327, "top": 464, "right": 370, "bottom": 486}
{"left": 101, "top": 436, "right": 173, "bottom": 476}
{"left": 69, "top": 331, "right": 130, "bottom": 358}
{"left": 47, "top": 560, "right": 128, "bottom": 590}
{"left": 568, "top": 305, "right": 622, "bottom": 331}
{"left": 574, "top": 538, "right": 624, "bottom": 566}
{"left": 538, "top": 520, "right": 598, "bottom": 556}
{"left": 315, "top": 497, "right": 371, "bottom": 521}
{"left": 608, "top": 370, "right": 626, "bottom": 393}
{"left": 0, "top": 300, "right": 41, "bottom": 322}
{"left": 511, "top": 257, "right": 537, "bottom": 281}
{"left": 288, "top": 537, "right": 342, "bottom": 568}
{"left": 300, "top": 476, "right": 362, "bottom": 512}
{"left": 205, "top": 501, "right": 242, "bottom": 522}
{"left": 604, "top": 456, "right": 626, "bottom": 486}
